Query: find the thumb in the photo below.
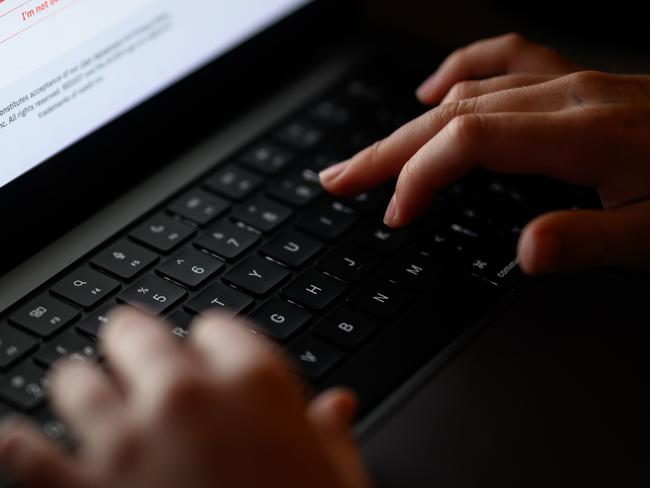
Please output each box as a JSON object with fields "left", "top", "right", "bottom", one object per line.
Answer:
{"left": 307, "top": 388, "right": 372, "bottom": 488}
{"left": 518, "top": 200, "right": 650, "bottom": 275}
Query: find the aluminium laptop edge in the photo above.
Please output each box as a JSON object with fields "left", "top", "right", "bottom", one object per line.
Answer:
{"left": 1, "top": 1, "right": 649, "bottom": 487}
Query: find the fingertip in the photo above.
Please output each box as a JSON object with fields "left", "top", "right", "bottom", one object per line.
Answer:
{"left": 319, "top": 161, "right": 349, "bottom": 187}
{"left": 309, "top": 388, "right": 359, "bottom": 430}
{"left": 518, "top": 222, "right": 562, "bottom": 275}
{"left": 191, "top": 311, "right": 238, "bottom": 334}
{"left": 48, "top": 357, "right": 90, "bottom": 388}
{"left": 100, "top": 306, "right": 148, "bottom": 343}
{"left": 190, "top": 311, "right": 264, "bottom": 350}
{"left": 416, "top": 73, "right": 440, "bottom": 104}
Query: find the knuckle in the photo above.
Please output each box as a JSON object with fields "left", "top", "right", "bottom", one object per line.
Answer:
{"left": 447, "top": 80, "right": 474, "bottom": 101}
{"left": 432, "top": 100, "right": 462, "bottom": 126}
{"left": 446, "top": 114, "right": 484, "bottom": 146}
{"left": 503, "top": 32, "right": 527, "bottom": 47}
{"left": 568, "top": 70, "right": 610, "bottom": 99}
{"left": 364, "top": 139, "right": 388, "bottom": 167}
{"left": 448, "top": 46, "right": 469, "bottom": 66}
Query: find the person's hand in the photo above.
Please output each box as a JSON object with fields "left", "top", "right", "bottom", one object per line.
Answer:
{"left": 0, "top": 309, "right": 371, "bottom": 488}
{"left": 320, "top": 34, "right": 650, "bottom": 275}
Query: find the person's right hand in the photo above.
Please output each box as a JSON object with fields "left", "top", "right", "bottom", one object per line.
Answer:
{"left": 320, "top": 34, "right": 650, "bottom": 275}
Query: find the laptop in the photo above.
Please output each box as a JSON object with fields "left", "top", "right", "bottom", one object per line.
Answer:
{"left": 1, "top": 1, "right": 648, "bottom": 486}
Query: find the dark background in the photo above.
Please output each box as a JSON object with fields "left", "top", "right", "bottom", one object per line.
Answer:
{"left": 361, "top": 0, "right": 650, "bottom": 72}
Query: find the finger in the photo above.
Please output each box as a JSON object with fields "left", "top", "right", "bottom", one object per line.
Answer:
{"left": 518, "top": 200, "right": 650, "bottom": 275}
{"left": 385, "top": 111, "right": 609, "bottom": 228}
{"left": 417, "top": 33, "right": 579, "bottom": 104}
{"left": 308, "top": 389, "right": 372, "bottom": 488}
{"left": 440, "top": 73, "right": 558, "bottom": 104}
{"left": 101, "top": 308, "right": 195, "bottom": 403}
{"left": 189, "top": 313, "right": 285, "bottom": 381}
{"left": 48, "top": 361, "right": 123, "bottom": 456}
{"left": 308, "top": 388, "right": 357, "bottom": 434}
{"left": 322, "top": 80, "right": 575, "bottom": 198}
{"left": 0, "top": 417, "right": 84, "bottom": 488}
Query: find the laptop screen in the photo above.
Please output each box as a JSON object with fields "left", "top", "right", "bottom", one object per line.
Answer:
{"left": 0, "top": 0, "right": 312, "bottom": 190}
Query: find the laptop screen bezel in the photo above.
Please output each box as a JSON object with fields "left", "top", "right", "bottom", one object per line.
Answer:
{"left": 0, "top": 0, "right": 357, "bottom": 277}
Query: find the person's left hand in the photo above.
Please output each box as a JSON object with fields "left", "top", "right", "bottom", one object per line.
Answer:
{"left": 0, "top": 309, "right": 371, "bottom": 488}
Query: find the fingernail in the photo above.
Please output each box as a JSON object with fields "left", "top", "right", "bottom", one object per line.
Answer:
{"left": 319, "top": 161, "right": 349, "bottom": 185}
{"left": 383, "top": 194, "right": 398, "bottom": 227}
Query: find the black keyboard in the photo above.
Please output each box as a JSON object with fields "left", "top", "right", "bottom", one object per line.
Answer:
{"left": 0, "top": 60, "right": 597, "bottom": 457}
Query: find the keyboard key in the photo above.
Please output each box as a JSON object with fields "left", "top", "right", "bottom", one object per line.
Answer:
{"left": 158, "top": 248, "right": 224, "bottom": 289}
{"left": 342, "top": 185, "right": 393, "bottom": 214}
{"left": 350, "top": 223, "right": 412, "bottom": 254}
{"left": 259, "top": 230, "right": 323, "bottom": 268}
{"left": 51, "top": 267, "right": 120, "bottom": 310}
{"left": 34, "top": 332, "right": 99, "bottom": 368}
{"left": 91, "top": 240, "right": 158, "bottom": 280}
{"left": 465, "top": 245, "right": 523, "bottom": 288}
{"left": 288, "top": 334, "right": 344, "bottom": 381}
{"left": 309, "top": 98, "right": 351, "bottom": 125}
{"left": 241, "top": 142, "right": 294, "bottom": 175}
{"left": 204, "top": 165, "right": 262, "bottom": 201}
{"left": 230, "top": 197, "right": 293, "bottom": 233}
{"left": 415, "top": 231, "right": 467, "bottom": 259}
{"left": 119, "top": 275, "right": 187, "bottom": 315}
{"left": 276, "top": 120, "right": 324, "bottom": 149}
{"left": 185, "top": 283, "right": 254, "bottom": 316}
{"left": 345, "top": 78, "right": 383, "bottom": 103}
{"left": 222, "top": 256, "right": 290, "bottom": 296}
{"left": 313, "top": 306, "right": 380, "bottom": 349}
{"left": 0, "top": 326, "right": 38, "bottom": 370}
{"left": 195, "top": 220, "right": 260, "bottom": 260}
{"left": 9, "top": 296, "right": 79, "bottom": 338}
{"left": 321, "top": 277, "right": 498, "bottom": 416}
{"left": 130, "top": 215, "right": 195, "bottom": 253}
{"left": 249, "top": 298, "right": 312, "bottom": 341}
{"left": 167, "top": 310, "right": 195, "bottom": 339}
{"left": 316, "top": 243, "right": 376, "bottom": 283}
{"left": 296, "top": 201, "right": 357, "bottom": 240}
{"left": 301, "top": 152, "right": 343, "bottom": 173}
{"left": 35, "top": 408, "right": 70, "bottom": 446}
{"left": 76, "top": 303, "right": 117, "bottom": 338}
{"left": 281, "top": 269, "right": 347, "bottom": 311}
{"left": 0, "top": 363, "right": 48, "bottom": 411}
{"left": 348, "top": 279, "right": 410, "bottom": 320}
{"left": 168, "top": 189, "right": 230, "bottom": 226}
{"left": 383, "top": 248, "right": 445, "bottom": 290}
{"left": 267, "top": 170, "right": 323, "bottom": 207}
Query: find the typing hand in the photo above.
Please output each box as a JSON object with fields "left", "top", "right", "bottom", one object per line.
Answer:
{"left": 0, "top": 309, "right": 371, "bottom": 488}
{"left": 321, "top": 34, "right": 650, "bottom": 275}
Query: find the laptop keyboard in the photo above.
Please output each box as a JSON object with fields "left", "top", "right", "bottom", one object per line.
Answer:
{"left": 0, "top": 60, "right": 597, "bottom": 451}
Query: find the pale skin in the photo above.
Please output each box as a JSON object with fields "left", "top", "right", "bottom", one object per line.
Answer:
{"left": 2, "top": 33, "right": 649, "bottom": 487}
